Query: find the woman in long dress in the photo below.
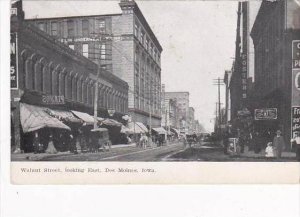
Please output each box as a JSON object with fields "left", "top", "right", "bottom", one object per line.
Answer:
{"left": 45, "top": 134, "right": 57, "bottom": 154}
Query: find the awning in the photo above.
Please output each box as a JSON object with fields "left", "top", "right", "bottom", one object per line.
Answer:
{"left": 171, "top": 128, "right": 180, "bottom": 135}
{"left": 91, "top": 127, "right": 108, "bottom": 132}
{"left": 152, "top": 127, "right": 167, "bottom": 134}
{"left": 120, "top": 125, "right": 134, "bottom": 134}
{"left": 127, "top": 122, "right": 148, "bottom": 134}
{"left": 101, "top": 118, "right": 122, "bottom": 127}
{"left": 71, "top": 110, "right": 94, "bottom": 125}
{"left": 45, "top": 108, "right": 81, "bottom": 123}
{"left": 20, "top": 103, "right": 71, "bottom": 133}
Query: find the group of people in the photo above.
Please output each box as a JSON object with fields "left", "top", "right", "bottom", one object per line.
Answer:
{"left": 32, "top": 131, "right": 77, "bottom": 154}
{"left": 223, "top": 128, "right": 300, "bottom": 161}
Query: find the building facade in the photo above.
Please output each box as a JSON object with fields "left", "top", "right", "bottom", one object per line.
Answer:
{"left": 27, "top": 0, "right": 163, "bottom": 127}
{"left": 11, "top": 0, "right": 128, "bottom": 152}
{"left": 188, "top": 107, "right": 195, "bottom": 133}
{"left": 250, "top": 0, "right": 300, "bottom": 142}
{"left": 165, "top": 92, "right": 189, "bottom": 133}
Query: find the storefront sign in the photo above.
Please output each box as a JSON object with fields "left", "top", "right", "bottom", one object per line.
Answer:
{"left": 11, "top": 8, "right": 17, "bottom": 16}
{"left": 291, "top": 106, "right": 300, "bottom": 138}
{"left": 292, "top": 40, "right": 300, "bottom": 69}
{"left": 59, "top": 35, "right": 119, "bottom": 44}
{"left": 42, "top": 95, "right": 65, "bottom": 105}
{"left": 241, "top": 53, "right": 247, "bottom": 99}
{"left": 254, "top": 108, "right": 277, "bottom": 120}
{"left": 291, "top": 40, "right": 300, "bottom": 139}
{"left": 10, "top": 33, "right": 18, "bottom": 89}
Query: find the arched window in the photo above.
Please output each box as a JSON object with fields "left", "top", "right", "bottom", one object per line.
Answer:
{"left": 31, "top": 58, "right": 36, "bottom": 90}
{"left": 40, "top": 62, "right": 45, "bottom": 92}
{"left": 49, "top": 64, "right": 54, "bottom": 94}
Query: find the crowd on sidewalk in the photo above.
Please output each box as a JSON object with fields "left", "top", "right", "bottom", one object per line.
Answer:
{"left": 222, "top": 129, "right": 300, "bottom": 161}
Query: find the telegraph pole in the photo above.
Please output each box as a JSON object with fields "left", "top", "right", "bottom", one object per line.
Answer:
{"left": 213, "top": 77, "right": 224, "bottom": 134}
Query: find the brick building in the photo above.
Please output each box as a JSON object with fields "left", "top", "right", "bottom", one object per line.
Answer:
{"left": 250, "top": 0, "right": 300, "bottom": 142}
{"left": 11, "top": 0, "right": 128, "bottom": 152}
{"left": 27, "top": 0, "right": 163, "bottom": 127}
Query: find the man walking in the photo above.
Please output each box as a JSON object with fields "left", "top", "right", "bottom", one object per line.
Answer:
{"left": 272, "top": 130, "right": 285, "bottom": 159}
{"left": 291, "top": 131, "right": 300, "bottom": 161}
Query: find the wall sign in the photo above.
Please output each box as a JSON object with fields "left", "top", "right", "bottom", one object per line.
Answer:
{"left": 291, "top": 106, "right": 300, "bottom": 138}
{"left": 10, "top": 33, "right": 18, "bottom": 89}
{"left": 254, "top": 108, "right": 277, "bottom": 120}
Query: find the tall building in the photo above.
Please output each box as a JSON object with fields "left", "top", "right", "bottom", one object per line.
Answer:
{"left": 250, "top": 0, "right": 300, "bottom": 142}
{"left": 230, "top": 1, "right": 249, "bottom": 122}
{"left": 27, "top": 0, "right": 163, "bottom": 127}
{"left": 165, "top": 92, "right": 189, "bottom": 133}
{"left": 10, "top": 0, "right": 128, "bottom": 152}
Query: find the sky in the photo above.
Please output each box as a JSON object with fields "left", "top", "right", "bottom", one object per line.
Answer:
{"left": 23, "top": 0, "right": 242, "bottom": 132}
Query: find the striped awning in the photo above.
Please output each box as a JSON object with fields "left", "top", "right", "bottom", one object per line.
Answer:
{"left": 20, "top": 103, "right": 71, "bottom": 133}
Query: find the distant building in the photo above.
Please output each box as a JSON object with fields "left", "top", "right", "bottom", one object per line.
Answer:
{"left": 188, "top": 107, "right": 195, "bottom": 133}
{"left": 224, "top": 69, "right": 232, "bottom": 124}
{"left": 27, "top": 0, "right": 163, "bottom": 127}
{"left": 165, "top": 92, "right": 189, "bottom": 133}
{"left": 250, "top": 0, "right": 300, "bottom": 142}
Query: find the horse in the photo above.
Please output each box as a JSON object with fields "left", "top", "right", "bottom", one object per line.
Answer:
{"left": 139, "top": 135, "right": 148, "bottom": 149}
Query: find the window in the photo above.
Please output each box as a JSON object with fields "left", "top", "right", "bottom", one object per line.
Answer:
{"left": 100, "top": 44, "right": 106, "bottom": 59}
{"left": 149, "top": 43, "right": 153, "bottom": 55}
{"left": 51, "top": 22, "right": 58, "bottom": 36}
{"left": 145, "top": 37, "right": 148, "bottom": 50}
{"left": 38, "top": 22, "right": 46, "bottom": 31}
{"left": 97, "top": 19, "right": 105, "bottom": 33}
{"left": 82, "top": 19, "right": 89, "bottom": 37}
{"left": 67, "top": 20, "right": 74, "bottom": 37}
{"left": 140, "top": 30, "right": 145, "bottom": 42}
{"left": 69, "top": 44, "right": 74, "bottom": 50}
{"left": 134, "top": 23, "right": 139, "bottom": 37}
{"left": 82, "top": 43, "right": 89, "bottom": 58}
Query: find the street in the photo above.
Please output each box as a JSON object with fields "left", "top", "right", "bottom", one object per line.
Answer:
{"left": 12, "top": 141, "right": 297, "bottom": 162}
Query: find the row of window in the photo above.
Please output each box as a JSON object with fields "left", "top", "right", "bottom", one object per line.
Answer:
{"left": 20, "top": 51, "right": 127, "bottom": 113}
{"left": 134, "top": 20, "right": 161, "bottom": 64}
{"left": 67, "top": 43, "right": 107, "bottom": 60}
{"left": 37, "top": 18, "right": 106, "bottom": 38}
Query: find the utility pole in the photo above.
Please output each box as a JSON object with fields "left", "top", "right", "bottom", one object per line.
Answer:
{"left": 213, "top": 78, "right": 224, "bottom": 134}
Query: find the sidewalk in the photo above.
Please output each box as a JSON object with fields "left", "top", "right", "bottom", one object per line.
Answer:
{"left": 11, "top": 143, "right": 137, "bottom": 161}
{"left": 240, "top": 147, "right": 296, "bottom": 160}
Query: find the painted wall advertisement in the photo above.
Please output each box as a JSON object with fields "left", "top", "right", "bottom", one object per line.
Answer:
{"left": 10, "top": 32, "right": 18, "bottom": 89}
{"left": 291, "top": 40, "right": 300, "bottom": 138}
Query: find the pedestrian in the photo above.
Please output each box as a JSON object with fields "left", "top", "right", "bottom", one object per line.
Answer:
{"left": 252, "top": 131, "right": 263, "bottom": 154}
{"left": 290, "top": 131, "right": 300, "bottom": 161}
{"left": 33, "top": 132, "right": 40, "bottom": 154}
{"left": 265, "top": 142, "right": 274, "bottom": 158}
{"left": 45, "top": 134, "right": 57, "bottom": 154}
{"left": 223, "top": 130, "right": 231, "bottom": 154}
{"left": 69, "top": 133, "right": 77, "bottom": 154}
{"left": 272, "top": 130, "right": 286, "bottom": 159}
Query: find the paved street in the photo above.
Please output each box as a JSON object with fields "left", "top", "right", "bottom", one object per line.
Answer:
{"left": 11, "top": 141, "right": 298, "bottom": 162}
{"left": 12, "top": 142, "right": 186, "bottom": 161}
